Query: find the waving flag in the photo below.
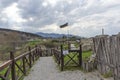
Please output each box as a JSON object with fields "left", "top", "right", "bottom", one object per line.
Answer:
{"left": 60, "top": 23, "right": 68, "bottom": 28}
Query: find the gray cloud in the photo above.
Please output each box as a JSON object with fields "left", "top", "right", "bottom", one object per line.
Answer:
{"left": 0, "top": 0, "right": 120, "bottom": 37}
{"left": 0, "top": 0, "right": 17, "bottom": 8}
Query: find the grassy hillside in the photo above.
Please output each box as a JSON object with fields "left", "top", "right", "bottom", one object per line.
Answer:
{"left": 0, "top": 28, "right": 41, "bottom": 42}
{"left": 0, "top": 28, "right": 42, "bottom": 61}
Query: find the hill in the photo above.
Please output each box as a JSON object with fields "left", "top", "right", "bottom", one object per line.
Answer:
{"left": 0, "top": 28, "right": 41, "bottom": 43}
{"left": 0, "top": 28, "right": 42, "bottom": 55}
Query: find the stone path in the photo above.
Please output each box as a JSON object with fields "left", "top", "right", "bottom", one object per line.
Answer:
{"left": 24, "top": 57, "right": 113, "bottom": 80}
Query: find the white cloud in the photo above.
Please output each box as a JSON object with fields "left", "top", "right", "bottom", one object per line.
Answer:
{"left": 2, "top": 3, "right": 26, "bottom": 23}
{"left": 29, "top": 17, "right": 34, "bottom": 21}
{"left": 42, "top": 2, "right": 48, "bottom": 7}
{"left": 43, "top": 0, "right": 59, "bottom": 7}
{"left": 38, "top": 23, "right": 69, "bottom": 34}
{"left": 11, "top": 26, "right": 22, "bottom": 30}
{"left": 42, "top": 0, "right": 75, "bottom": 7}
{"left": 38, "top": 24, "right": 59, "bottom": 32}
{"left": 0, "top": 0, "right": 120, "bottom": 37}
{"left": 101, "top": 0, "right": 120, "bottom": 7}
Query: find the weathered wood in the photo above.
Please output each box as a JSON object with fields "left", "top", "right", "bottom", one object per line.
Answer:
{"left": 79, "top": 45, "right": 82, "bottom": 66}
{"left": 10, "top": 51, "right": 16, "bottom": 80}
{"left": 0, "top": 60, "right": 12, "bottom": 71}
{"left": 22, "top": 57, "right": 26, "bottom": 75}
{"left": 61, "top": 45, "right": 64, "bottom": 71}
{"left": 53, "top": 44, "right": 82, "bottom": 71}
{"left": 15, "top": 52, "right": 29, "bottom": 61}
{"left": 28, "top": 46, "right": 32, "bottom": 68}
{"left": 93, "top": 34, "right": 120, "bottom": 80}
{"left": 0, "top": 45, "right": 41, "bottom": 80}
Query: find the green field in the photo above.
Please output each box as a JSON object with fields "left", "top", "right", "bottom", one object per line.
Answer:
{"left": 64, "top": 50, "right": 92, "bottom": 62}
{"left": 82, "top": 50, "right": 92, "bottom": 61}
{"left": 63, "top": 50, "right": 92, "bottom": 70}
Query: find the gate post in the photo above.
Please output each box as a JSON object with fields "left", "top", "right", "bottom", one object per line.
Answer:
{"left": 61, "top": 45, "right": 64, "bottom": 71}
{"left": 79, "top": 44, "right": 82, "bottom": 67}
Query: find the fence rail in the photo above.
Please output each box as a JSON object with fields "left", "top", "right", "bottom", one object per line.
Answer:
{"left": 0, "top": 45, "right": 42, "bottom": 80}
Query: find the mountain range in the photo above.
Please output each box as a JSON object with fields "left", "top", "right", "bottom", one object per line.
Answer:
{"left": 36, "top": 32, "right": 81, "bottom": 38}
{"left": 0, "top": 28, "right": 81, "bottom": 40}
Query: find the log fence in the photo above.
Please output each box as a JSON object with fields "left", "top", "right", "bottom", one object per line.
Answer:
{"left": 0, "top": 45, "right": 42, "bottom": 80}
{"left": 93, "top": 34, "right": 120, "bottom": 80}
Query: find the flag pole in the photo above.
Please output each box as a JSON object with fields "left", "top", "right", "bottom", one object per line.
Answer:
{"left": 102, "top": 28, "right": 104, "bottom": 35}
{"left": 67, "top": 26, "right": 69, "bottom": 45}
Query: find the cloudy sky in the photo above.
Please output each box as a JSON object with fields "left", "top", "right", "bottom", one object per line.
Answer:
{"left": 0, "top": 0, "right": 120, "bottom": 37}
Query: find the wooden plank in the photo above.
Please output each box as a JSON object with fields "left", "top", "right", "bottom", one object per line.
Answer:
{"left": 0, "top": 60, "right": 12, "bottom": 71}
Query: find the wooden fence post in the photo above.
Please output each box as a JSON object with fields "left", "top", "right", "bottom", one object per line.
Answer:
{"left": 10, "top": 51, "right": 16, "bottom": 80}
{"left": 79, "top": 44, "right": 82, "bottom": 67}
{"left": 50, "top": 48, "right": 53, "bottom": 56}
{"left": 28, "top": 46, "right": 32, "bottom": 68}
{"left": 32, "top": 51, "right": 35, "bottom": 62}
{"left": 61, "top": 45, "right": 64, "bottom": 71}
{"left": 22, "top": 57, "right": 26, "bottom": 75}
{"left": 39, "top": 46, "right": 42, "bottom": 57}
{"left": 35, "top": 45, "right": 38, "bottom": 59}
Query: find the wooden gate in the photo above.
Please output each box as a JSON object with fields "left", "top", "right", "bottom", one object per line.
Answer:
{"left": 53, "top": 44, "right": 82, "bottom": 71}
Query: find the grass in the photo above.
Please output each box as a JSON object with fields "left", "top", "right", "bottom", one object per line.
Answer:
{"left": 25, "top": 40, "right": 41, "bottom": 47}
{"left": 60, "top": 50, "right": 92, "bottom": 71}
{"left": 0, "top": 68, "right": 11, "bottom": 80}
{"left": 0, "top": 57, "right": 37, "bottom": 80}
{"left": 64, "top": 50, "right": 92, "bottom": 64}
{"left": 62, "top": 44, "right": 92, "bottom": 62}
{"left": 0, "top": 60, "right": 24, "bottom": 80}
{"left": 82, "top": 50, "right": 92, "bottom": 61}
{"left": 103, "top": 71, "right": 113, "bottom": 78}
{"left": 60, "top": 50, "right": 113, "bottom": 78}
{"left": 21, "top": 40, "right": 42, "bottom": 51}
{"left": 64, "top": 52, "right": 79, "bottom": 66}
{"left": 0, "top": 39, "right": 42, "bottom": 61}
{"left": 0, "top": 40, "right": 41, "bottom": 80}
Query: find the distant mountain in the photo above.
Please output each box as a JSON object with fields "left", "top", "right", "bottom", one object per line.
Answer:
{"left": 36, "top": 32, "right": 81, "bottom": 38}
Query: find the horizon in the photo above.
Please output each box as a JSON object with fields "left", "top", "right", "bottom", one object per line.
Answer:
{"left": 1, "top": 27, "right": 119, "bottom": 38}
{"left": 0, "top": 0, "right": 120, "bottom": 37}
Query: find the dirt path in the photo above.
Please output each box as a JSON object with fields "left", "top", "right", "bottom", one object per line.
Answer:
{"left": 24, "top": 57, "right": 113, "bottom": 80}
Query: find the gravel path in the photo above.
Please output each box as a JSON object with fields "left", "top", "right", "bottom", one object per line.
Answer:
{"left": 24, "top": 57, "right": 113, "bottom": 80}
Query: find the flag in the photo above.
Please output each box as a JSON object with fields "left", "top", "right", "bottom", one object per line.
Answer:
{"left": 60, "top": 23, "right": 68, "bottom": 28}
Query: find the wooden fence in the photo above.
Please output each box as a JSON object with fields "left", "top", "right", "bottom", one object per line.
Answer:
{"left": 41, "top": 48, "right": 53, "bottom": 57}
{"left": 93, "top": 34, "right": 120, "bottom": 80}
{"left": 0, "top": 45, "right": 42, "bottom": 80}
{"left": 52, "top": 45, "right": 82, "bottom": 71}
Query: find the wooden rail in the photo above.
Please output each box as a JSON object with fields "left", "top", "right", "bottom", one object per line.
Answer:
{"left": 52, "top": 45, "right": 82, "bottom": 71}
{"left": 0, "top": 45, "right": 42, "bottom": 80}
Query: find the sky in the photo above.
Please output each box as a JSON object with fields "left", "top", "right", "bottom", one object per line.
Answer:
{"left": 0, "top": 0, "right": 120, "bottom": 37}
